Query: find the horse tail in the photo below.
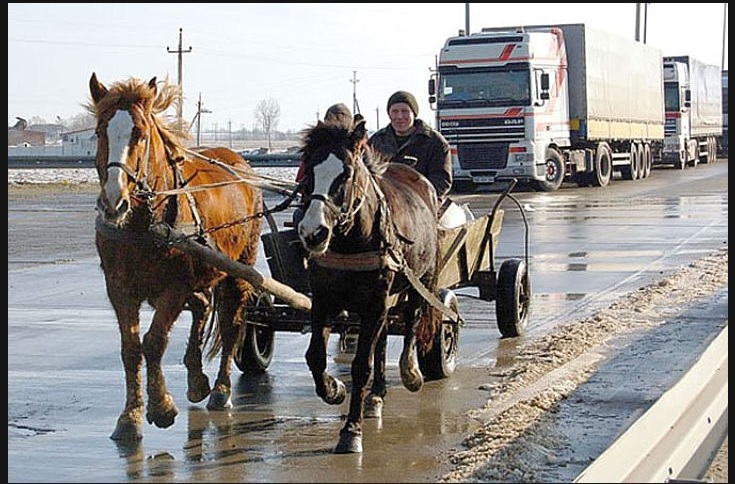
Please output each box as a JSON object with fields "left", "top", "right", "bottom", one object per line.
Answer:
{"left": 415, "top": 253, "right": 442, "bottom": 353}
{"left": 203, "top": 287, "right": 221, "bottom": 362}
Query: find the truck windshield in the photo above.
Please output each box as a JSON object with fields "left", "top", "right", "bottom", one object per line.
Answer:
{"left": 664, "top": 83, "right": 680, "bottom": 111}
{"left": 437, "top": 67, "right": 530, "bottom": 107}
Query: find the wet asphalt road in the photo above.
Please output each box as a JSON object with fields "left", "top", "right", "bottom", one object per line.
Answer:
{"left": 8, "top": 159, "right": 728, "bottom": 482}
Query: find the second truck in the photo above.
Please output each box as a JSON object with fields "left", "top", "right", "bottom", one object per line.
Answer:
{"left": 656, "top": 55, "right": 723, "bottom": 168}
{"left": 429, "top": 23, "right": 665, "bottom": 192}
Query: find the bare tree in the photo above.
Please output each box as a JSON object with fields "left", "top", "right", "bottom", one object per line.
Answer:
{"left": 254, "top": 98, "right": 280, "bottom": 151}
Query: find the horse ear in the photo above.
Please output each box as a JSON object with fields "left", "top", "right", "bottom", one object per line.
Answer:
{"left": 148, "top": 77, "right": 158, "bottom": 95}
{"left": 351, "top": 116, "right": 367, "bottom": 146}
{"left": 89, "top": 72, "right": 108, "bottom": 104}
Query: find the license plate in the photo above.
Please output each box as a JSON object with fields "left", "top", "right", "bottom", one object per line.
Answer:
{"left": 473, "top": 176, "right": 495, "bottom": 184}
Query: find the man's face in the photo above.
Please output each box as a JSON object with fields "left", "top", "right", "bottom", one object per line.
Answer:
{"left": 388, "top": 102, "right": 415, "bottom": 135}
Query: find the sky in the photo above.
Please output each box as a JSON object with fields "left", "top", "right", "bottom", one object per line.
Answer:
{"left": 8, "top": 3, "right": 728, "bottom": 133}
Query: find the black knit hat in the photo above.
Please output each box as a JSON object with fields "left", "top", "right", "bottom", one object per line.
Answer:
{"left": 387, "top": 90, "right": 418, "bottom": 116}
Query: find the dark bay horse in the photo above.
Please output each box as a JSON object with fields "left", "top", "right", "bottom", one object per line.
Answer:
{"left": 296, "top": 118, "right": 441, "bottom": 453}
{"left": 88, "top": 73, "right": 263, "bottom": 442}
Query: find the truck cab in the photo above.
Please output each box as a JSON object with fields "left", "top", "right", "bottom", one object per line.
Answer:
{"left": 662, "top": 60, "right": 695, "bottom": 167}
{"left": 429, "top": 28, "right": 571, "bottom": 192}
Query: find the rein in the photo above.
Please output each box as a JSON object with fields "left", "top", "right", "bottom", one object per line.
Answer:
{"left": 307, "top": 147, "right": 461, "bottom": 323}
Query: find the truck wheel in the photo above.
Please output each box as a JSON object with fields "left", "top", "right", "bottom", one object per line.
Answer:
{"left": 496, "top": 258, "right": 531, "bottom": 338}
{"left": 635, "top": 144, "right": 646, "bottom": 179}
{"left": 705, "top": 138, "right": 717, "bottom": 164}
{"left": 418, "top": 289, "right": 460, "bottom": 380}
{"left": 642, "top": 143, "right": 652, "bottom": 178}
{"left": 536, "top": 149, "right": 564, "bottom": 192}
{"left": 621, "top": 144, "right": 638, "bottom": 180}
{"left": 674, "top": 154, "right": 686, "bottom": 170}
{"left": 591, "top": 144, "right": 612, "bottom": 187}
{"left": 235, "top": 294, "right": 276, "bottom": 374}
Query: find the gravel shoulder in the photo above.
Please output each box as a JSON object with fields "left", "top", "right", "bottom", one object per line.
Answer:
{"left": 439, "top": 248, "right": 728, "bottom": 482}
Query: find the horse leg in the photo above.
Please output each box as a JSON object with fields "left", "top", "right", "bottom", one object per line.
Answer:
{"left": 184, "top": 289, "right": 212, "bottom": 404}
{"left": 143, "top": 289, "right": 187, "bottom": 429}
{"left": 399, "top": 296, "right": 424, "bottom": 393}
{"left": 305, "top": 301, "right": 346, "bottom": 405}
{"left": 335, "top": 315, "right": 385, "bottom": 454}
{"left": 206, "top": 278, "right": 242, "bottom": 410}
{"left": 109, "top": 297, "right": 146, "bottom": 442}
{"left": 363, "top": 328, "right": 387, "bottom": 419}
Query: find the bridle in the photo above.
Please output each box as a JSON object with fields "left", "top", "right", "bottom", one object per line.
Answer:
{"left": 307, "top": 148, "right": 370, "bottom": 234}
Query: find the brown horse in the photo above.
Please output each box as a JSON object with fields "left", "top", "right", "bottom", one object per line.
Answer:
{"left": 296, "top": 117, "right": 441, "bottom": 453}
{"left": 88, "top": 73, "right": 263, "bottom": 443}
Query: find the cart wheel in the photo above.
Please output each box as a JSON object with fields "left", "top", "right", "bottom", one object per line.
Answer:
{"left": 235, "top": 293, "right": 275, "bottom": 374}
{"left": 496, "top": 258, "right": 531, "bottom": 338}
{"left": 418, "top": 289, "right": 460, "bottom": 380}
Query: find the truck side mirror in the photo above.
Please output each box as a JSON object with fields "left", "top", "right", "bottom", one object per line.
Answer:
{"left": 428, "top": 78, "right": 436, "bottom": 96}
{"left": 540, "top": 73, "right": 550, "bottom": 100}
{"left": 684, "top": 89, "right": 692, "bottom": 108}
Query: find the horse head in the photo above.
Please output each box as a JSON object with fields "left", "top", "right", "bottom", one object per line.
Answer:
{"left": 88, "top": 72, "right": 184, "bottom": 228}
{"left": 297, "top": 117, "right": 373, "bottom": 254}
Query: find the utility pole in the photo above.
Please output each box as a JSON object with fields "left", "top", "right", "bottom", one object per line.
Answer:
{"left": 465, "top": 3, "right": 470, "bottom": 36}
{"left": 167, "top": 28, "right": 192, "bottom": 128}
{"left": 194, "top": 93, "right": 211, "bottom": 146}
{"left": 723, "top": 3, "right": 728, "bottom": 68}
{"left": 350, "top": 71, "right": 361, "bottom": 115}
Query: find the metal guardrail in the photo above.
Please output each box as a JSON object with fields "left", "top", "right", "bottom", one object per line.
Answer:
{"left": 574, "top": 325, "right": 728, "bottom": 483}
{"left": 7, "top": 152, "right": 300, "bottom": 169}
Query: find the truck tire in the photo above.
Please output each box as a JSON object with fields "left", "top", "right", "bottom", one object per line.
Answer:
{"left": 496, "top": 258, "right": 531, "bottom": 338}
{"left": 418, "top": 289, "right": 459, "bottom": 380}
{"left": 642, "top": 143, "right": 652, "bottom": 178}
{"left": 536, "top": 149, "right": 564, "bottom": 192}
{"left": 704, "top": 137, "right": 717, "bottom": 164}
{"left": 621, "top": 143, "right": 639, "bottom": 180}
{"left": 591, "top": 144, "right": 612, "bottom": 187}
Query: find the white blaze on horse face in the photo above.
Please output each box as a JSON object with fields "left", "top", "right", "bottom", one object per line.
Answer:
{"left": 298, "top": 153, "right": 343, "bottom": 251}
{"left": 103, "top": 110, "right": 135, "bottom": 210}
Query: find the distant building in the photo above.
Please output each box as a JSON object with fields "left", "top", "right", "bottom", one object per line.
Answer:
{"left": 8, "top": 129, "right": 45, "bottom": 147}
{"left": 8, "top": 127, "right": 97, "bottom": 158}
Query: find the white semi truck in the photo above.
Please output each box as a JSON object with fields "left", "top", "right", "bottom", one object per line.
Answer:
{"left": 656, "top": 55, "right": 722, "bottom": 168}
{"left": 429, "top": 23, "right": 665, "bottom": 192}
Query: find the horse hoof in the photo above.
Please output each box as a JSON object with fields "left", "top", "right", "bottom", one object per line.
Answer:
{"left": 206, "top": 388, "right": 233, "bottom": 410}
{"left": 110, "top": 416, "right": 143, "bottom": 442}
{"left": 147, "top": 395, "right": 178, "bottom": 428}
{"left": 363, "top": 395, "right": 383, "bottom": 419}
{"left": 399, "top": 353, "right": 424, "bottom": 392}
{"left": 334, "top": 429, "right": 363, "bottom": 454}
{"left": 187, "top": 373, "right": 211, "bottom": 403}
{"left": 323, "top": 378, "right": 347, "bottom": 405}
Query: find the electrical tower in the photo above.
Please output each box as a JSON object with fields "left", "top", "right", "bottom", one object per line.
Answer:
{"left": 167, "top": 28, "right": 192, "bottom": 127}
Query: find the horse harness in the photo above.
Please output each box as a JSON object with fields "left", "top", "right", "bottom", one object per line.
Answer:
{"left": 307, "top": 153, "right": 461, "bottom": 323}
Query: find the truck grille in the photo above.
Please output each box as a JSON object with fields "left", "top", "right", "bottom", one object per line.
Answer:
{"left": 457, "top": 143, "right": 509, "bottom": 170}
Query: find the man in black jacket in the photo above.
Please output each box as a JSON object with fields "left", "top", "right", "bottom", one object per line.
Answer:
{"left": 368, "top": 90, "right": 453, "bottom": 203}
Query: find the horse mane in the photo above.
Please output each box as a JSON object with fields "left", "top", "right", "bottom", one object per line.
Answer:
{"left": 300, "top": 120, "right": 389, "bottom": 177}
{"left": 85, "top": 76, "right": 190, "bottom": 159}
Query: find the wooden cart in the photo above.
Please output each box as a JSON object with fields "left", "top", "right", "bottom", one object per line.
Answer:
{"left": 233, "top": 180, "right": 531, "bottom": 380}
